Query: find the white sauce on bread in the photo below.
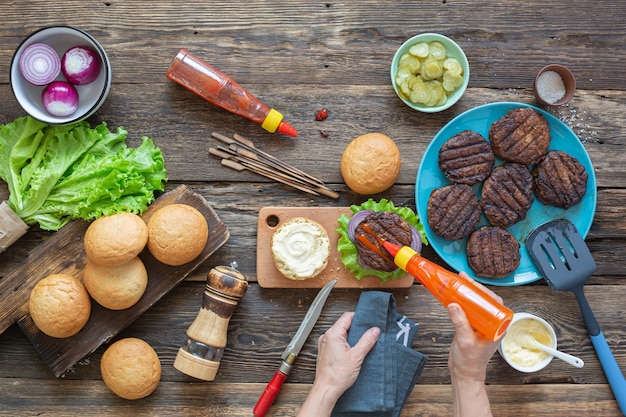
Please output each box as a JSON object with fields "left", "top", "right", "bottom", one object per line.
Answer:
{"left": 271, "top": 217, "right": 330, "bottom": 280}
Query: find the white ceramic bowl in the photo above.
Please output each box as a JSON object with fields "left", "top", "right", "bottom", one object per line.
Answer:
{"left": 390, "top": 33, "right": 469, "bottom": 113}
{"left": 498, "top": 312, "right": 557, "bottom": 373}
{"left": 10, "top": 26, "right": 112, "bottom": 125}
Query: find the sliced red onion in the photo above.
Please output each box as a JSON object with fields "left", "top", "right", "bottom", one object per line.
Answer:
{"left": 19, "top": 43, "right": 61, "bottom": 86}
{"left": 409, "top": 225, "right": 422, "bottom": 253}
{"left": 42, "top": 81, "right": 79, "bottom": 117}
{"left": 61, "top": 45, "right": 102, "bottom": 85}
{"left": 348, "top": 209, "right": 423, "bottom": 253}
{"left": 347, "top": 210, "right": 373, "bottom": 241}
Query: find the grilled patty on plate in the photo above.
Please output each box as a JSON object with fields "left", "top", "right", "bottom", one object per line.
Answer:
{"left": 466, "top": 226, "right": 521, "bottom": 278}
{"left": 482, "top": 163, "right": 534, "bottom": 228}
{"left": 489, "top": 107, "right": 551, "bottom": 165}
{"left": 428, "top": 184, "right": 481, "bottom": 240}
{"left": 438, "top": 130, "right": 495, "bottom": 186}
{"left": 532, "top": 150, "right": 588, "bottom": 209}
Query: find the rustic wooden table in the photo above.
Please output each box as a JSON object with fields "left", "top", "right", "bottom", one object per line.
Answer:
{"left": 1, "top": 1, "right": 625, "bottom": 416}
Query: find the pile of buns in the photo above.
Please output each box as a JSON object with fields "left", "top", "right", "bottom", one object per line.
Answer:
{"left": 29, "top": 203, "right": 209, "bottom": 339}
{"left": 28, "top": 203, "right": 209, "bottom": 399}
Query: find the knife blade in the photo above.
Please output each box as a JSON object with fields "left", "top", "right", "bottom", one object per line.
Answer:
{"left": 253, "top": 279, "right": 337, "bottom": 417}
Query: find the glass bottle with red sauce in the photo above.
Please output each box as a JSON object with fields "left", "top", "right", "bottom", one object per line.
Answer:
{"left": 166, "top": 49, "right": 297, "bottom": 137}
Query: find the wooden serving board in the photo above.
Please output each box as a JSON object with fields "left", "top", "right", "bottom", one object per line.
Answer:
{"left": 0, "top": 185, "right": 230, "bottom": 377}
{"left": 257, "top": 207, "right": 414, "bottom": 288}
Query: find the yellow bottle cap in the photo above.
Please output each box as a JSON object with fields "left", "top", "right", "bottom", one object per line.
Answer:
{"left": 394, "top": 246, "right": 417, "bottom": 271}
{"left": 261, "top": 108, "right": 283, "bottom": 133}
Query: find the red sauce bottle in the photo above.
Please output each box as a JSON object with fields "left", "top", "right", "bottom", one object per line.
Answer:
{"left": 166, "top": 49, "right": 297, "bottom": 137}
{"left": 384, "top": 241, "right": 513, "bottom": 341}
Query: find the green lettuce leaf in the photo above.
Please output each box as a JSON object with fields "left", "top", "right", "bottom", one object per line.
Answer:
{"left": 336, "top": 198, "right": 427, "bottom": 283}
{"left": 0, "top": 116, "right": 167, "bottom": 231}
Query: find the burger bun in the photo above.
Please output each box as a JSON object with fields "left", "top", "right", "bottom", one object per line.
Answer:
{"left": 84, "top": 212, "right": 148, "bottom": 267}
{"left": 147, "top": 204, "right": 208, "bottom": 266}
{"left": 29, "top": 273, "right": 91, "bottom": 338}
{"left": 100, "top": 338, "right": 161, "bottom": 400}
{"left": 83, "top": 256, "right": 148, "bottom": 310}
{"left": 340, "top": 132, "right": 401, "bottom": 195}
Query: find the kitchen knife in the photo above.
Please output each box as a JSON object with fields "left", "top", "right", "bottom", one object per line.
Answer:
{"left": 253, "top": 279, "right": 337, "bottom": 417}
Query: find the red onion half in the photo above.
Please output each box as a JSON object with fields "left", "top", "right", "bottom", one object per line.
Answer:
{"left": 19, "top": 43, "right": 61, "bottom": 86}
{"left": 347, "top": 209, "right": 423, "bottom": 253}
{"left": 347, "top": 210, "right": 373, "bottom": 241}
{"left": 42, "top": 81, "right": 79, "bottom": 117}
{"left": 61, "top": 45, "right": 102, "bottom": 85}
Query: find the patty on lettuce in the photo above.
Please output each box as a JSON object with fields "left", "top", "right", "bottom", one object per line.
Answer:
{"left": 336, "top": 198, "right": 427, "bottom": 283}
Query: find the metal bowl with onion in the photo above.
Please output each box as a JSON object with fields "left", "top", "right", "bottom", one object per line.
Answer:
{"left": 10, "top": 26, "right": 112, "bottom": 125}
{"left": 391, "top": 33, "right": 469, "bottom": 113}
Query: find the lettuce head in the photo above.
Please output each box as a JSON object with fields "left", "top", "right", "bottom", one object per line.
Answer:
{"left": 0, "top": 116, "right": 167, "bottom": 231}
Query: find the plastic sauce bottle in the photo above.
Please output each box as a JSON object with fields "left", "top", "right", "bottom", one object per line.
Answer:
{"left": 166, "top": 49, "right": 297, "bottom": 137}
{"left": 384, "top": 241, "right": 513, "bottom": 341}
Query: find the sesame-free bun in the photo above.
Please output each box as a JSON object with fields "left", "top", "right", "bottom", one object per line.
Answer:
{"left": 100, "top": 338, "right": 161, "bottom": 400}
{"left": 147, "top": 204, "right": 208, "bottom": 266}
{"left": 29, "top": 273, "right": 91, "bottom": 338}
{"left": 83, "top": 257, "right": 148, "bottom": 310}
{"left": 271, "top": 217, "right": 330, "bottom": 280}
{"left": 84, "top": 212, "right": 148, "bottom": 267}
{"left": 340, "top": 132, "right": 401, "bottom": 195}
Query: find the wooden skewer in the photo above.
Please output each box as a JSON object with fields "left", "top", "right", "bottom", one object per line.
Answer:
{"left": 211, "top": 132, "right": 328, "bottom": 187}
{"left": 227, "top": 144, "right": 330, "bottom": 190}
{"left": 232, "top": 133, "right": 324, "bottom": 183}
{"left": 209, "top": 132, "right": 339, "bottom": 199}
{"left": 234, "top": 133, "right": 328, "bottom": 187}
{"left": 211, "top": 147, "right": 340, "bottom": 199}
{"left": 220, "top": 159, "right": 321, "bottom": 196}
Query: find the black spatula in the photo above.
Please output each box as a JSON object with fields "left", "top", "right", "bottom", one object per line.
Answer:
{"left": 527, "top": 219, "right": 626, "bottom": 416}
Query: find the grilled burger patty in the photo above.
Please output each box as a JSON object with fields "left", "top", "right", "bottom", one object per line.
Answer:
{"left": 466, "top": 226, "right": 520, "bottom": 278}
{"left": 533, "top": 150, "right": 588, "bottom": 209}
{"left": 355, "top": 211, "right": 412, "bottom": 272}
{"left": 428, "top": 184, "right": 481, "bottom": 240}
{"left": 489, "top": 108, "right": 551, "bottom": 164}
{"left": 438, "top": 130, "right": 495, "bottom": 186}
{"left": 482, "top": 163, "right": 534, "bottom": 228}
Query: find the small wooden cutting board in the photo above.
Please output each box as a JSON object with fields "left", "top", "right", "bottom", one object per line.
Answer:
{"left": 257, "top": 207, "right": 414, "bottom": 288}
{"left": 0, "top": 185, "right": 229, "bottom": 377}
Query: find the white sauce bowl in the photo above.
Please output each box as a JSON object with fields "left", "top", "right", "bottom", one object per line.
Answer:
{"left": 498, "top": 312, "right": 558, "bottom": 373}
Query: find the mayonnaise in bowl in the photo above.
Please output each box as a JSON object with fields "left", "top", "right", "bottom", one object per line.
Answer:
{"left": 498, "top": 312, "right": 557, "bottom": 373}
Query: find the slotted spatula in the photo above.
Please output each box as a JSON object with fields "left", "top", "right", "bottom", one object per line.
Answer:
{"left": 527, "top": 219, "right": 626, "bottom": 415}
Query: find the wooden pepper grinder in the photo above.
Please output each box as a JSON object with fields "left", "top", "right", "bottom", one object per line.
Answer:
{"left": 174, "top": 265, "right": 248, "bottom": 381}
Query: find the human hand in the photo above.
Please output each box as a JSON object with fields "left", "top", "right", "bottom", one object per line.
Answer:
{"left": 298, "top": 311, "right": 379, "bottom": 417}
{"left": 314, "top": 311, "right": 380, "bottom": 399}
{"left": 447, "top": 272, "right": 502, "bottom": 383}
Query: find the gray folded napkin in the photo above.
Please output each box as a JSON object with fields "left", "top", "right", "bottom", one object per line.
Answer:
{"left": 331, "top": 291, "right": 428, "bottom": 417}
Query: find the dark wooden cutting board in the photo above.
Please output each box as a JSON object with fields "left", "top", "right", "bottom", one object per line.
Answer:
{"left": 257, "top": 206, "right": 414, "bottom": 288}
{"left": 0, "top": 185, "right": 229, "bottom": 376}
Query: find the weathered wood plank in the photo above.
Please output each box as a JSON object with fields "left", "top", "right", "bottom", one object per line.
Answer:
{"left": 0, "top": 1, "right": 624, "bottom": 91}
{"left": 1, "top": 282, "right": 623, "bottom": 388}
{"left": 0, "top": 0, "right": 625, "bottom": 415}
{"left": 0, "top": 380, "right": 623, "bottom": 417}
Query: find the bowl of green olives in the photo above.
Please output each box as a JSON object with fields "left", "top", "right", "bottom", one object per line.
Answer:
{"left": 391, "top": 33, "right": 469, "bottom": 113}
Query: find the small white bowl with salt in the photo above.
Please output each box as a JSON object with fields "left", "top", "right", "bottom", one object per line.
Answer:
{"left": 533, "top": 64, "right": 576, "bottom": 106}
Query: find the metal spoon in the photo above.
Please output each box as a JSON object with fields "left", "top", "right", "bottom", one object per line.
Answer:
{"left": 519, "top": 332, "right": 584, "bottom": 368}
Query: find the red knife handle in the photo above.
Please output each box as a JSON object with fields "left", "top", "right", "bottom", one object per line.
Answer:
{"left": 253, "top": 370, "right": 289, "bottom": 417}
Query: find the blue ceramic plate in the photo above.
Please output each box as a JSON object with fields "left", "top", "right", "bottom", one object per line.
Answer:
{"left": 415, "top": 102, "right": 596, "bottom": 286}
